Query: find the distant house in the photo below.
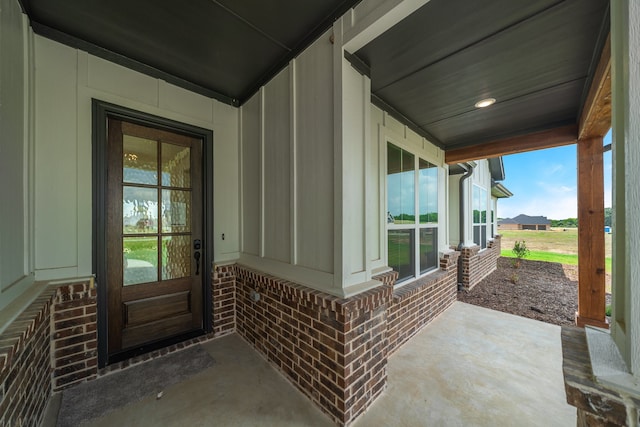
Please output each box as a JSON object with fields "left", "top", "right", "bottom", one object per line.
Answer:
{"left": 498, "top": 214, "right": 551, "bottom": 231}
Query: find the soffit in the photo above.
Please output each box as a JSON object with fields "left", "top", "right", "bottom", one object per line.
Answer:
{"left": 355, "top": 0, "right": 610, "bottom": 151}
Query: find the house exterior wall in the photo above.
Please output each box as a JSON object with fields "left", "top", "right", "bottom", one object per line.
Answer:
{"left": 0, "top": 0, "right": 35, "bottom": 313}
{"left": 239, "top": 33, "right": 339, "bottom": 293}
{"left": 498, "top": 223, "right": 520, "bottom": 231}
{"left": 32, "top": 35, "right": 240, "bottom": 283}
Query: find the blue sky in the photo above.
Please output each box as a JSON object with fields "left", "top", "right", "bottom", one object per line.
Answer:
{"left": 498, "top": 130, "right": 612, "bottom": 220}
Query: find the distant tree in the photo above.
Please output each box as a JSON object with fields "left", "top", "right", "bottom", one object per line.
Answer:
{"left": 604, "top": 207, "right": 612, "bottom": 227}
{"left": 551, "top": 218, "right": 578, "bottom": 228}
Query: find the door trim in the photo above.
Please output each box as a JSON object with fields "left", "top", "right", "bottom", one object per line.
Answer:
{"left": 92, "top": 99, "right": 214, "bottom": 367}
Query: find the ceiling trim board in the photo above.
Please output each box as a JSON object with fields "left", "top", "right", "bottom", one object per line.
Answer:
{"left": 30, "top": 21, "right": 239, "bottom": 107}
{"left": 444, "top": 123, "right": 578, "bottom": 164}
{"left": 371, "top": 94, "right": 444, "bottom": 149}
{"left": 578, "top": 33, "right": 612, "bottom": 140}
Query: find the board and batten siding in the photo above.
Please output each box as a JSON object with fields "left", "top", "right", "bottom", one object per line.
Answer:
{"left": 239, "top": 31, "right": 337, "bottom": 292}
{"left": 0, "top": 0, "right": 35, "bottom": 312}
{"left": 32, "top": 35, "right": 240, "bottom": 282}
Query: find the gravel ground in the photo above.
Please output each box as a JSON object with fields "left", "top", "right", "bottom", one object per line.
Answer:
{"left": 457, "top": 257, "right": 611, "bottom": 327}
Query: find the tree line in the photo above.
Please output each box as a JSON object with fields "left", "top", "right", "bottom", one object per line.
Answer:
{"left": 550, "top": 208, "right": 612, "bottom": 228}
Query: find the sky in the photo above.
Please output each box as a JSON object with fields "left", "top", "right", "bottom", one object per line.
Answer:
{"left": 498, "top": 130, "right": 612, "bottom": 220}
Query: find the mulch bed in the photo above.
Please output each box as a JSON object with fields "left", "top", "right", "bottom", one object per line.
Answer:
{"left": 457, "top": 257, "right": 582, "bottom": 326}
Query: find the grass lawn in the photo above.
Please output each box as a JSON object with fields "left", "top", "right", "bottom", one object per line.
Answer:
{"left": 499, "top": 228, "right": 612, "bottom": 273}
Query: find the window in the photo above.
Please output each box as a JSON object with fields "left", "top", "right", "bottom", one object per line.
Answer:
{"left": 473, "top": 185, "right": 488, "bottom": 249}
{"left": 387, "top": 143, "right": 439, "bottom": 283}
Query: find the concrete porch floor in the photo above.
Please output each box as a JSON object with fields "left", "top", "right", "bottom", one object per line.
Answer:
{"left": 44, "top": 302, "right": 575, "bottom": 426}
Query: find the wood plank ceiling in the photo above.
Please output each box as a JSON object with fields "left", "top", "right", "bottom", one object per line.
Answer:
{"left": 19, "top": 0, "right": 609, "bottom": 153}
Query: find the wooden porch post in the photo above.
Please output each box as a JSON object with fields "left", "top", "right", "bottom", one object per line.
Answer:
{"left": 576, "top": 137, "right": 607, "bottom": 328}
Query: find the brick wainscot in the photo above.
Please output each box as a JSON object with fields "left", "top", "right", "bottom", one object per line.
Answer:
{"left": 0, "top": 252, "right": 458, "bottom": 427}
{"left": 459, "top": 235, "right": 501, "bottom": 291}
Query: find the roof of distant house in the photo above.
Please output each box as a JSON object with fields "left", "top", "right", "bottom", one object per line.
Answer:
{"left": 498, "top": 214, "right": 551, "bottom": 225}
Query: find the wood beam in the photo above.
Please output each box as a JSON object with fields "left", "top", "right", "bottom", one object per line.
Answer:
{"left": 579, "top": 34, "right": 612, "bottom": 140}
{"left": 445, "top": 124, "right": 577, "bottom": 164}
{"left": 576, "top": 136, "right": 607, "bottom": 329}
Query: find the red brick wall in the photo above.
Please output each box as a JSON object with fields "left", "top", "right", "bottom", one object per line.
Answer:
{"left": 0, "top": 257, "right": 460, "bottom": 427}
{"left": 0, "top": 293, "right": 52, "bottom": 426}
{"left": 460, "top": 235, "right": 501, "bottom": 290}
{"left": 234, "top": 265, "right": 391, "bottom": 426}
{"left": 212, "top": 264, "right": 236, "bottom": 336}
{"left": 385, "top": 251, "right": 459, "bottom": 355}
{"left": 51, "top": 282, "right": 98, "bottom": 391}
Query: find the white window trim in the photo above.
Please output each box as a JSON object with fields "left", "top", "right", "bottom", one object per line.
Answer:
{"left": 472, "top": 184, "right": 489, "bottom": 251}
{"left": 384, "top": 136, "right": 443, "bottom": 288}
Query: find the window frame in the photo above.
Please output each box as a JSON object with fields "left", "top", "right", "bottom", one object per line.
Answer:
{"left": 386, "top": 141, "right": 440, "bottom": 285}
{"left": 472, "top": 184, "right": 489, "bottom": 249}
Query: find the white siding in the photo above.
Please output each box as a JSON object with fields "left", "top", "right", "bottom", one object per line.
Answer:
{"left": 241, "top": 94, "right": 261, "bottom": 257}
{"left": 263, "top": 69, "right": 291, "bottom": 264}
{"left": 238, "top": 31, "right": 336, "bottom": 291}
{"left": 611, "top": 0, "right": 640, "bottom": 378}
{"left": 295, "top": 34, "right": 335, "bottom": 274}
{"left": 33, "top": 36, "right": 240, "bottom": 281}
{"left": 0, "top": 0, "right": 34, "bottom": 311}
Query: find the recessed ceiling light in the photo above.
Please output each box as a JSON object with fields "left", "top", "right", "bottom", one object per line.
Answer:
{"left": 474, "top": 98, "right": 496, "bottom": 108}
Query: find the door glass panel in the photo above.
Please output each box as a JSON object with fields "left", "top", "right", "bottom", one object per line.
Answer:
{"left": 123, "top": 135, "right": 158, "bottom": 185}
{"left": 162, "top": 235, "right": 191, "bottom": 280}
{"left": 161, "top": 189, "right": 191, "bottom": 233}
{"left": 123, "top": 186, "right": 158, "bottom": 233}
{"left": 123, "top": 237, "right": 158, "bottom": 285}
{"left": 162, "top": 143, "right": 191, "bottom": 188}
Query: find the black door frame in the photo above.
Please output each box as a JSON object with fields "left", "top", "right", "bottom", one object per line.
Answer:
{"left": 92, "top": 99, "right": 214, "bottom": 367}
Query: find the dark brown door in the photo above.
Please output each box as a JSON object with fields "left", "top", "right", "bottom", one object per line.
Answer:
{"left": 106, "top": 118, "right": 203, "bottom": 355}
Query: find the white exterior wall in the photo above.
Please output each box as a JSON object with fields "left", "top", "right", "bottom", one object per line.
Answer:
{"left": 32, "top": 36, "right": 240, "bottom": 281}
{"left": 611, "top": 0, "right": 640, "bottom": 378}
{"left": 0, "top": 0, "right": 35, "bottom": 312}
{"left": 239, "top": 31, "right": 337, "bottom": 292}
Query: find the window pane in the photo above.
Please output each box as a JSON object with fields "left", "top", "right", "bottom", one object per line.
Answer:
{"left": 480, "top": 187, "right": 487, "bottom": 223}
{"left": 123, "top": 237, "right": 158, "bottom": 285}
{"left": 473, "top": 186, "right": 480, "bottom": 224}
{"left": 161, "top": 189, "right": 191, "bottom": 233}
{"left": 388, "top": 229, "right": 415, "bottom": 282}
{"left": 481, "top": 226, "right": 487, "bottom": 249}
{"left": 162, "top": 143, "right": 191, "bottom": 188}
{"left": 387, "top": 143, "right": 415, "bottom": 224}
{"left": 473, "top": 225, "right": 481, "bottom": 247}
{"left": 123, "top": 186, "right": 158, "bottom": 234}
{"left": 123, "top": 135, "right": 157, "bottom": 185}
{"left": 420, "top": 228, "right": 438, "bottom": 273}
{"left": 162, "top": 235, "right": 190, "bottom": 280}
{"left": 419, "top": 159, "right": 438, "bottom": 224}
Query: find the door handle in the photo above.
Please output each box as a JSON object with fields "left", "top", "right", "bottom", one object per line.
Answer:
{"left": 194, "top": 251, "right": 201, "bottom": 275}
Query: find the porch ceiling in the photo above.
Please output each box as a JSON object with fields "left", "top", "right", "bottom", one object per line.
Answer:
{"left": 19, "top": 0, "right": 609, "bottom": 153}
{"left": 355, "top": 0, "right": 610, "bottom": 151}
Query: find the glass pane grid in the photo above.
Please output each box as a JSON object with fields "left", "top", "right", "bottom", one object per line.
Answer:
{"left": 121, "top": 133, "right": 193, "bottom": 286}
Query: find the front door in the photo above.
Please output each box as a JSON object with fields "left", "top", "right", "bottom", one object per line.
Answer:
{"left": 105, "top": 117, "right": 204, "bottom": 359}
